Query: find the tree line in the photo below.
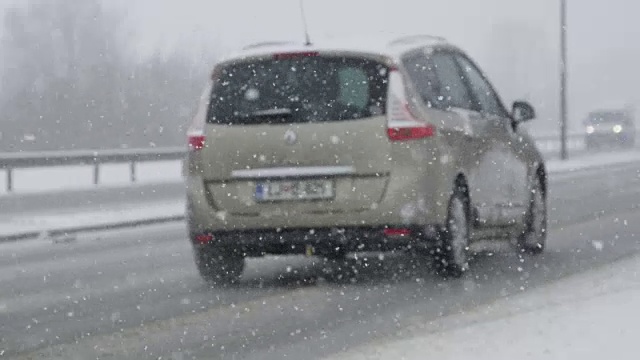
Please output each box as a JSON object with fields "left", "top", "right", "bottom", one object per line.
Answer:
{"left": 0, "top": 1, "right": 565, "bottom": 153}
{"left": 0, "top": 0, "right": 211, "bottom": 152}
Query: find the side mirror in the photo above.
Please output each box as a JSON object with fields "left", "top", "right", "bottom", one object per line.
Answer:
{"left": 512, "top": 101, "right": 536, "bottom": 123}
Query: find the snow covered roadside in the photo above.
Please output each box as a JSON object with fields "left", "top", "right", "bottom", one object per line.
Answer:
{"left": 0, "top": 160, "right": 182, "bottom": 195}
{"left": 546, "top": 149, "right": 640, "bottom": 174}
{"left": 1, "top": 149, "right": 640, "bottom": 244}
{"left": 1, "top": 149, "right": 640, "bottom": 196}
{"left": 0, "top": 199, "right": 185, "bottom": 243}
{"left": 327, "top": 254, "right": 640, "bottom": 360}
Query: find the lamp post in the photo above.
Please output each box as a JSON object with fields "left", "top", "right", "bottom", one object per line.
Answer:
{"left": 560, "top": 0, "right": 568, "bottom": 160}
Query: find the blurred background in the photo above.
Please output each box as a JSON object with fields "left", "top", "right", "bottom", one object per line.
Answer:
{"left": 1, "top": 0, "right": 638, "bottom": 152}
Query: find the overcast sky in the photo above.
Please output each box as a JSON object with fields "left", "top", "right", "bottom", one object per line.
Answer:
{"left": 112, "top": 0, "right": 558, "bottom": 57}
{"left": 111, "top": 1, "right": 638, "bottom": 58}
{"left": 109, "top": 0, "right": 640, "bottom": 128}
{"left": 3, "top": 0, "right": 640, "bottom": 130}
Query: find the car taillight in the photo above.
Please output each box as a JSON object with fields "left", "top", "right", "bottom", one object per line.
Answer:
{"left": 387, "top": 125, "right": 436, "bottom": 141}
{"left": 194, "top": 234, "right": 213, "bottom": 244}
{"left": 386, "top": 68, "right": 436, "bottom": 142}
{"left": 187, "top": 82, "right": 211, "bottom": 151}
{"left": 383, "top": 228, "right": 412, "bottom": 237}
{"left": 188, "top": 133, "right": 206, "bottom": 151}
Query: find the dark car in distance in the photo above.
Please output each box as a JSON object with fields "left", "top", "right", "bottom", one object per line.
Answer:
{"left": 585, "top": 110, "right": 636, "bottom": 150}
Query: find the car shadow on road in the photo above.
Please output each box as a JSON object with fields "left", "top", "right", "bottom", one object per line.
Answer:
{"left": 217, "top": 246, "right": 562, "bottom": 292}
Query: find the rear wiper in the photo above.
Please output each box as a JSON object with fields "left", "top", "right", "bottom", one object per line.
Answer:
{"left": 231, "top": 108, "right": 295, "bottom": 124}
{"left": 250, "top": 108, "right": 292, "bottom": 117}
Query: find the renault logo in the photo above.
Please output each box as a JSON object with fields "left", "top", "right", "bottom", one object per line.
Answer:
{"left": 284, "top": 130, "right": 298, "bottom": 145}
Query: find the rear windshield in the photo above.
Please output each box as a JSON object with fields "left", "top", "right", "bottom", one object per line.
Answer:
{"left": 207, "top": 56, "right": 389, "bottom": 125}
{"left": 586, "top": 111, "right": 632, "bottom": 124}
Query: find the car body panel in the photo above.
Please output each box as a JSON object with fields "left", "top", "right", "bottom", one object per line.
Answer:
{"left": 184, "top": 37, "right": 545, "bottom": 253}
{"left": 197, "top": 118, "right": 393, "bottom": 215}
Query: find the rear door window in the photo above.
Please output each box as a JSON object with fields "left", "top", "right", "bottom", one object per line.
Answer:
{"left": 455, "top": 54, "right": 508, "bottom": 118}
{"left": 402, "top": 51, "right": 439, "bottom": 108}
{"left": 338, "top": 67, "right": 370, "bottom": 110}
{"left": 208, "top": 56, "right": 389, "bottom": 125}
{"left": 430, "top": 52, "right": 474, "bottom": 111}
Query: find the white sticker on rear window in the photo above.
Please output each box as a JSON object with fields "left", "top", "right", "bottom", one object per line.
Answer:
{"left": 245, "top": 88, "right": 260, "bottom": 101}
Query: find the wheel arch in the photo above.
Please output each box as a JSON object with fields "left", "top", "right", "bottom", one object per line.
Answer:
{"left": 454, "top": 172, "right": 470, "bottom": 197}
{"left": 535, "top": 164, "right": 547, "bottom": 198}
{"left": 453, "top": 172, "right": 471, "bottom": 215}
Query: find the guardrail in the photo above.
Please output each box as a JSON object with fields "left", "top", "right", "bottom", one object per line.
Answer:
{"left": 0, "top": 134, "right": 585, "bottom": 193}
{"left": 0, "top": 147, "right": 186, "bottom": 192}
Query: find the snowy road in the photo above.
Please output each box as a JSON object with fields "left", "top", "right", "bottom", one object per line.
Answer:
{"left": 329, "top": 252, "right": 640, "bottom": 360}
{"left": 2, "top": 162, "right": 640, "bottom": 359}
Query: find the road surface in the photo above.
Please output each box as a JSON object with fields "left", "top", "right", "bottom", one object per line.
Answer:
{"left": 1, "top": 161, "right": 640, "bottom": 359}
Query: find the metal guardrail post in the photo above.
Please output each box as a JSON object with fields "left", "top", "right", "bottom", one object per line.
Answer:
{"left": 559, "top": 0, "right": 569, "bottom": 160}
{"left": 6, "top": 168, "right": 12, "bottom": 192}
{"left": 93, "top": 163, "right": 100, "bottom": 185}
{"left": 130, "top": 161, "right": 137, "bottom": 183}
{"left": 0, "top": 147, "right": 186, "bottom": 190}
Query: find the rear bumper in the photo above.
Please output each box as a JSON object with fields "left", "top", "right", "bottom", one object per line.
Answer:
{"left": 190, "top": 226, "right": 440, "bottom": 256}
{"left": 185, "top": 169, "right": 450, "bottom": 234}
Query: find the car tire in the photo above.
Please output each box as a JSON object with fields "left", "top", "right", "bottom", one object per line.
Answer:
{"left": 518, "top": 175, "right": 547, "bottom": 255}
{"left": 194, "top": 247, "right": 245, "bottom": 286}
{"left": 434, "top": 187, "right": 470, "bottom": 279}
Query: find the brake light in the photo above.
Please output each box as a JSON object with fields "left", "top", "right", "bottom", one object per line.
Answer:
{"left": 386, "top": 68, "right": 436, "bottom": 141}
{"left": 273, "top": 51, "right": 319, "bottom": 60}
{"left": 187, "top": 83, "right": 210, "bottom": 151}
{"left": 387, "top": 125, "right": 435, "bottom": 141}
{"left": 383, "top": 228, "right": 412, "bottom": 237}
{"left": 195, "top": 234, "right": 213, "bottom": 244}
{"left": 188, "top": 133, "right": 206, "bottom": 151}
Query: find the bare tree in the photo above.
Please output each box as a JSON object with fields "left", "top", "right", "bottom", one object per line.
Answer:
{"left": 0, "top": 0, "right": 210, "bottom": 151}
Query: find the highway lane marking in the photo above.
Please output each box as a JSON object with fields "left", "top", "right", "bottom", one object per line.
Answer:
{"left": 0, "top": 222, "right": 186, "bottom": 257}
{"left": 7, "top": 284, "right": 335, "bottom": 360}
{"left": 0, "top": 262, "right": 195, "bottom": 315}
{"left": 0, "top": 255, "right": 319, "bottom": 320}
{"left": 0, "top": 229, "right": 190, "bottom": 284}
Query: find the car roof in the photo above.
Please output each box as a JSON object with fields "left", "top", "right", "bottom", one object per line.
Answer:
{"left": 589, "top": 109, "right": 629, "bottom": 116}
{"left": 220, "top": 34, "right": 456, "bottom": 64}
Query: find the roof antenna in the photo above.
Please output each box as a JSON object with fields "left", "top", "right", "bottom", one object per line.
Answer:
{"left": 299, "top": 0, "right": 312, "bottom": 46}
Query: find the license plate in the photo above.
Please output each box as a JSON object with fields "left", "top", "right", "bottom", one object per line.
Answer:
{"left": 255, "top": 180, "right": 334, "bottom": 202}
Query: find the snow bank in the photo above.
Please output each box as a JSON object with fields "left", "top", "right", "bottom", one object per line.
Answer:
{"left": 0, "top": 160, "right": 182, "bottom": 195}
{"left": 328, "top": 254, "right": 640, "bottom": 360}
{"left": 546, "top": 149, "right": 640, "bottom": 174}
{"left": 0, "top": 199, "right": 185, "bottom": 240}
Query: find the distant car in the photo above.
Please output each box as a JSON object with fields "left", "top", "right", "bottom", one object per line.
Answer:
{"left": 585, "top": 110, "right": 636, "bottom": 150}
{"left": 184, "top": 35, "right": 547, "bottom": 284}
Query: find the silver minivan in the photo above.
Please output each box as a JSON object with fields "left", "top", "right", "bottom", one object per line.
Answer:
{"left": 184, "top": 35, "right": 547, "bottom": 284}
